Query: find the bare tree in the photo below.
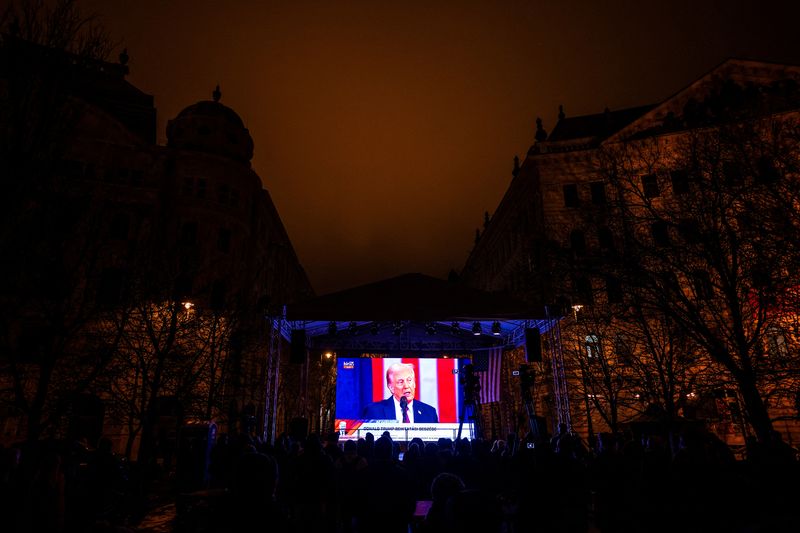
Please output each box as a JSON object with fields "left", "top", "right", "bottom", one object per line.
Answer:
{"left": 0, "top": 0, "right": 125, "bottom": 442}
{"left": 588, "top": 111, "right": 800, "bottom": 444}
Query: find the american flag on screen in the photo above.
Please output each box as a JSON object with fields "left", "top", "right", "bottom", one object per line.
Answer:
{"left": 476, "top": 347, "right": 502, "bottom": 404}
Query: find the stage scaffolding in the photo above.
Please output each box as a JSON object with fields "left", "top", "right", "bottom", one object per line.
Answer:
{"left": 263, "top": 309, "right": 287, "bottom": 444}
{"left": 545, "top": 307, "right": 571, "bottom": 431}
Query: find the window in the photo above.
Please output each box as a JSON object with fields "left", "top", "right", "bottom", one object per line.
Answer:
{"left": 217, "top": 227, "right": 231, "bottom": 252}
{"left": 670, "top": 170, "right": 689, "bottom": 195}
{"left": 691, "top": 270, "right": 713, "bottom": 300}
{"left": 563, "top": 184, "right": 579, "bottom": 207}
{"left": 641, "top": 174, "right": 660, "bottom": 198}
{"left": 766, "top": 328, "right": 788, "bottom": 358}
{"left": 590, "top": 182, "right": 606, "bottom": 205}
{"left": 613, "top": 334, "right": 633, "bottom": 365}
{"left": 586, "top": 334, "right": 601, "bottom": 359}
{"left": 570, "top": 229, "right": 587, "bottom": 257}
{"left": 651, "top": 221, "right": 670, "bottom": 247}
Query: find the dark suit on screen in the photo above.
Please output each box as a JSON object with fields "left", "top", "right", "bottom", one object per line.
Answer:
{"left": 361, "top": 398, "right": 439, "bottom": 423}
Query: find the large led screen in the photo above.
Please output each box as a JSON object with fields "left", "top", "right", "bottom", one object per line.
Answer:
{"left": 335, "top": 357, "right": 473, "bottom": 441}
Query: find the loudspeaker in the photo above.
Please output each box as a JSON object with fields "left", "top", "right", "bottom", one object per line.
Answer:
{"left": 290, "top": 329, "right": 306, "bottom": 364}
{"left": 525, "top": 327, "right": 542, "bottom": 362}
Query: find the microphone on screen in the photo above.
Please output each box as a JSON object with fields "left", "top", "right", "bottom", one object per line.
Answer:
{"left": 400, "top": 396, "right": 408, "bottom": 410}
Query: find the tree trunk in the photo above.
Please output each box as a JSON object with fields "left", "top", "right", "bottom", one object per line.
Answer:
{"left": 737, "top": 372, "right": 774, "bottom": 443}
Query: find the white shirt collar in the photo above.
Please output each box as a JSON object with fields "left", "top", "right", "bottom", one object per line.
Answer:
{"left": 392, "top": 397, "right": 414, "bottom": 423}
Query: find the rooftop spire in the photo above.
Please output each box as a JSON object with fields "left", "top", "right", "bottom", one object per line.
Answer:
{"left": 558, "top": 104, "right": 565, "bottom": 120}
{"left": 513, "top": 155, "right": 520, "bottom": 177}
{"left": 213, "top": 84, "right": 221, "bottom": 103}
{"left": 535, "top": 117, "right": 547, "bottom": 142}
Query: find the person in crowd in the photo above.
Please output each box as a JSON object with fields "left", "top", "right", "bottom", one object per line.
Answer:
{"left": 356, "top": 435, "right": 416, "bottom": 533}
{"left": 423, "top": 472, "right": 464, "bottom": 532}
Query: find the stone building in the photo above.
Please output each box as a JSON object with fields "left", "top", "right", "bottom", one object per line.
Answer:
{"left": 462, "top": 59, "right": 800, "bottom": 448}
{"left": 0, "top": 36, "right": 312, "bottom": 455}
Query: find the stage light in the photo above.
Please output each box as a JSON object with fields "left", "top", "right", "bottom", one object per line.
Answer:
{"left": 328, "top": 321, "right": 337, "bottom": 336}
{"left": 324, "top": 352, "right": 333, "bottom": 359}
{"left": 183, "top": 301, "right": 194, "bottom": 310}
{"left": 491, "top": 321, "right": 501, "bottom": 336}
{"left": 472, "top": 321, "right": 482, "bottom": 335}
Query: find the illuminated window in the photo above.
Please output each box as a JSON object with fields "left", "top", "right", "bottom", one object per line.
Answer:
{"left": 586, "top": 334, "right": 601, "bottom": 359}
{"left": 766, "top": 328, "right": 788, "bottom": 358}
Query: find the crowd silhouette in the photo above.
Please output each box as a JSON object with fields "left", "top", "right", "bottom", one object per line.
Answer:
{"left": 1, "top": 424, "right": 799, "bottom": 532}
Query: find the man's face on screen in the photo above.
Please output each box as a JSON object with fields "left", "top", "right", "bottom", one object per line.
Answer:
{"left": 387, "top": 366, "right": 416, "bottom": 403}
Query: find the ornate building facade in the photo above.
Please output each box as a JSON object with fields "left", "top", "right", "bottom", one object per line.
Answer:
{"left": 0, "top": 36, "right": 312, "bottom": 456}
{"left": 463, "top": 59, "right": 800, "bottom": 448}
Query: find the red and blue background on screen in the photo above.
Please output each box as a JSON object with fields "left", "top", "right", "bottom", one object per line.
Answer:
{"left": 335, "top": 357, "right": 468, "bottom": 423}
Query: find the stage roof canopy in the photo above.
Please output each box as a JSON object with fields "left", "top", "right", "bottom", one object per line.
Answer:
{"left": 285, "top": 274, "right": 555, "bottom": 351}
{"left": 287, "top": 273, "right": 546, "bottom": 322}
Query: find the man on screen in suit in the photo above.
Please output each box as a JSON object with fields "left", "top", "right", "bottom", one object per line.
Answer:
{"left": 361, "top": 363, "right": 439, "bottom": 423}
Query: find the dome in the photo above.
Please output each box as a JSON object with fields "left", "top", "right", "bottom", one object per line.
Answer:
{"left": 167, "top": 86, "right": 254, "bottom": 164}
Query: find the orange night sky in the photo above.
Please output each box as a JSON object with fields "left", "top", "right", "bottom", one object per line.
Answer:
{"left": 87, "top": 0, "right": 800, "bottom": 294}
